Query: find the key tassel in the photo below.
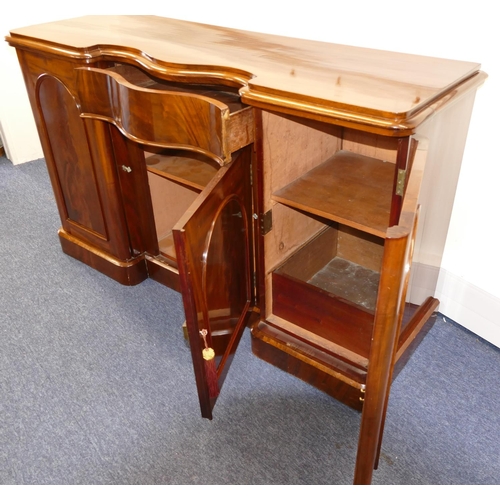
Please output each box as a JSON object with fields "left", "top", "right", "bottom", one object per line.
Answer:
{"left": 200, "top": 329, "right": 219, "bottom": 397}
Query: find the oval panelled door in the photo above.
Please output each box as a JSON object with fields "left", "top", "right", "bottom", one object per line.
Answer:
{"left": 173, "top": 147, "right": 253, "bottom": 419}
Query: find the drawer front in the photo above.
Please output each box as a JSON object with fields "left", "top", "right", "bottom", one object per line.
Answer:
{"left": 75, "top": 67, "right": 253, "bottom": 164}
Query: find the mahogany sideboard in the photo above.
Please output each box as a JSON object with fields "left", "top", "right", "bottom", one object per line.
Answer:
{"left": 6, "top": 16, "right": 486, "bottom": 484}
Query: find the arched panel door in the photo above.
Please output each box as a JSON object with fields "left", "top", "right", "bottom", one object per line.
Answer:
{"left": 36, "top": 74, "right": 132, "bottom": 262}
{"left": 173, "top": 147, "right": 253, "bottom": 419}
{"left": 37, "top": 74, "right": 107, "bottom": 236}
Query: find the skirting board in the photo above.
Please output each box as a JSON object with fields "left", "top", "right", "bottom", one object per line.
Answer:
{"left": 408, "top": 262, "right": 500, "bottom": 349}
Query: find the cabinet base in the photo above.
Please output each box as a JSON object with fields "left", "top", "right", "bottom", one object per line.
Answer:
{"left": 145, "top": 255, "right": 181, "bottom": 292}
{"left": 58, "top": 229, "right": 148, "bottom": 286}
{"left": 251, "top": 298, "right": 439, "bottom": 413}
{"left": 251, "top": 320, "right": 366, "bottom": 411}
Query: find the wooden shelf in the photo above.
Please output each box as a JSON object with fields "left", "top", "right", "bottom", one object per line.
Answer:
{"left": 272, "top": 151, "right": 395, "bottom": 238}
{"left": 145, "top": 153, "right": 218, "bottom": 191}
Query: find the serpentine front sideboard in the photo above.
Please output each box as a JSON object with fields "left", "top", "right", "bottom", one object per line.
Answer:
{"left": 6, "top": 16, "right": 486, "bottom": 484}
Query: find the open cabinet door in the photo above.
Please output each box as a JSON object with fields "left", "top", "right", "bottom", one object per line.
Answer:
{"left": 173, "top": 148, "right": 253, "bottom": 419}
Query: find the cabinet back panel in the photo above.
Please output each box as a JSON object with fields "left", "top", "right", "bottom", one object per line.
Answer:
{"left": 342, "top": 129, "right": 398, "bottom": 162}
{"left": 261, "top": 111, "right": 341, "bottom": 213}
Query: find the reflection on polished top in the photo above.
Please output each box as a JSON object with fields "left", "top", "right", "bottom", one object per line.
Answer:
{"left": 7, "top": 15, "right": 486, "bottom": 134}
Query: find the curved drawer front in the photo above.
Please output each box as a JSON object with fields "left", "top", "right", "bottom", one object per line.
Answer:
{"left": 75, "top": 66, "right": 253, "bottom": 164}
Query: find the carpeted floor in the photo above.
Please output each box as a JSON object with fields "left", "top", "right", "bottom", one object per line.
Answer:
{"left": 1, "top": 155, "right": 499, "bottom": 485}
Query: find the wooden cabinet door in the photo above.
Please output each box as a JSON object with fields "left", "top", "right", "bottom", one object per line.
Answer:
{"left": 35, "top": 72, "right": 132, "bottom": 261}
{"left": 173, "top": 147, "right": 253, "bottom": 419}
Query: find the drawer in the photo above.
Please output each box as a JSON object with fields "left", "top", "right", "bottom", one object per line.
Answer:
{"left": 75, "top": 64, "right": 254, "bottom": 164}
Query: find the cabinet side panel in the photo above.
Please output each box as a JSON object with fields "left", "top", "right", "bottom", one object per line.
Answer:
{"left": 408, "top": 90, "right": 478, "bottom": 302}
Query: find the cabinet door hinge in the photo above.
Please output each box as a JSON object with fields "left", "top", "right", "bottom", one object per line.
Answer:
{"left": 396, "top": 168, "right": 407, "bottom": 196}
{"left": 260, "top": 209, "right": 273, "bottom": 235}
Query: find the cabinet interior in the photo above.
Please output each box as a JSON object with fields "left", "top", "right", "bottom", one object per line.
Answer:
{"left": 144, "top": 149, "right": 220, "bottom": 264}
{"left": 275, "top": 223, "right": 383, "bottom": 310}
{"left": 272, "top": 222, "right": 384, "bottom": 360}
{"left": 263, "top": 112, "right": 400, "bottom": 361}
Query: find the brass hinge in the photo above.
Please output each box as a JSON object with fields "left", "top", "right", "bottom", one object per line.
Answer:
{"left": 396, "top": 168, "right": 407, "bottom": 196}
{"left": 359, "top": 386, "right": 366, "bottom": 402}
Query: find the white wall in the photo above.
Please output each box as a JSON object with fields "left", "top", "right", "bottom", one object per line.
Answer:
{"left": 1, "top": 1, "right": 499, "bottom": 346}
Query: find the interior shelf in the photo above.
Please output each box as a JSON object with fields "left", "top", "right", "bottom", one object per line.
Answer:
{"left": 272, "top": 150, "right": 395, "bottom": 238}
{"left": 145, "top": 153, "right": 218, "bottom": 191}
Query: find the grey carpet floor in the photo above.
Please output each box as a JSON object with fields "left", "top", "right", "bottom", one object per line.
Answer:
{"left": 1, "top": 155, "right": 499, "bottom": 485}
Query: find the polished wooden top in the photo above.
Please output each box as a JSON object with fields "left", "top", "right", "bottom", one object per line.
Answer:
{"left": 7, "top": 15, "right": 486, "bottom": 135}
